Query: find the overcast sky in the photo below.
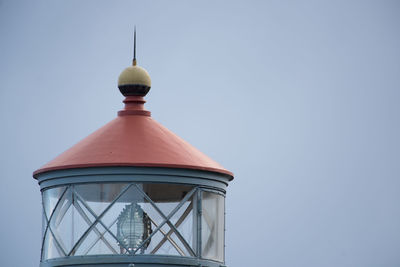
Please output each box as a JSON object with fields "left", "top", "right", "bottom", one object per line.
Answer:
{"left": 1, "top": 1, "right": 400, "bottom": 266}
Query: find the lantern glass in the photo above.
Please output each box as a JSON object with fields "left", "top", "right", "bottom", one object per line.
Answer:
{"left": 201, "top": 191, "right": 225, "bottom": 262}
{"left": 41, "top": 183, "right": 200, "bottom": 259}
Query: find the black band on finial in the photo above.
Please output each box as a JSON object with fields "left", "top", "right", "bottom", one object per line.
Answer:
{"left": 119, "top": 84, "right": 150, "bottom": 97}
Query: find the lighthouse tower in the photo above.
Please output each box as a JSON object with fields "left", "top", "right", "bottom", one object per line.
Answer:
{"left": 33, "top": 35, "right": 233, "bottom": 267}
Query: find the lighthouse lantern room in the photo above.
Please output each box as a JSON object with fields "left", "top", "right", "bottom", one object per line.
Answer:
{"left": 34, "top": 33, "right": 233, "bottom": 267}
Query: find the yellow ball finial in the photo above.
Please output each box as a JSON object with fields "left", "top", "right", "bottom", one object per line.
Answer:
{"left": 118, "top": 27, "right": 151, "bottom": 97}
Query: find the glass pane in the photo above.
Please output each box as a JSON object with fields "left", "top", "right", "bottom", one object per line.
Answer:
{"left": 201, "top": 191, "right": 225, "bottom": 262}
{"left": 42, "top": 228, "right": 65, "bottom": 260}
{"left": 42, "top": 186, "right": 69, "bottom": 260}
{"left": 77, "top": 222, "right": 117, "bottom": 255}
{"left": 72, "top": 197, "right": 96, "bottom": 247}
{"left": 72, "top": 183, "right": 132, "bottom": 255}
{"left": 74, "top": 183, "right": 130, "bottom": 216}
{"left": 170, "top": 232, "right": 192, "bottom": 256}
{"left": 41, "top": 183, "right": 197, "bottom": 259}
{"left": 176, "top": 204, "right": 194, "bottom": 251}
{"left": 42, "top": 210, "right": 47, "bottom": 239}
{"left": 139, "top": 185, "right": 195, "bottom": 256}
{"left": 146, "top": 228, "right": 176, "bottom": 255}
{"left": 42, "top": 186, "right": 67, "bottom": 219}
{"left": 170, "top": 194, "right": 195, "bottom": 255}
{"left": 48, "top": 187, "right": 73, "bottom": 253}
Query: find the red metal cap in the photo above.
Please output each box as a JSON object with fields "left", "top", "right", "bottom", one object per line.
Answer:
{"left": 33, "top": 96, "right": 233, "bottom": 179}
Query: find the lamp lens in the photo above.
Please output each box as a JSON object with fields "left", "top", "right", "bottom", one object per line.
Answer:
{"left": 117, "top": 203, "right": 152, "bottom": 252}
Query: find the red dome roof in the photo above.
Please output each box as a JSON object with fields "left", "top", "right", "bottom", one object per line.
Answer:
{"left": 33, "top": 96, "right": 233, "bottom": 179}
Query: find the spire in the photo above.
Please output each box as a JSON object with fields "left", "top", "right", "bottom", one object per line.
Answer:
{"left": 118, "top": 28, "right": 151, "bottom": 97}
{"left": 133, "top": 26, "right": 137, "bottom": 66}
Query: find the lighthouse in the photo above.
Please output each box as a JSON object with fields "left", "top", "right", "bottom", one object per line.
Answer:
{"left": 33, "top": 34, "right": 234, "bottom": 267}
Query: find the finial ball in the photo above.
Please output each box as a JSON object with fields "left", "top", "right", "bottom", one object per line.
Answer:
{"left": 118, "top": 65, "right": 151, "bottom": 97}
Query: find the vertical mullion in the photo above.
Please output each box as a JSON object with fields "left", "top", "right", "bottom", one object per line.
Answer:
{"left": 192, "top": 189, "right": 198, "bottom": 256}
{"left": 223, "top": 195, "right": 226, "bottom": 263}
{"left": 197, "top": 189, "right": 202, "bottom": 258}
{"left": 71, "top": 185, "right": 75, "bottom": 249}
{"left": 40, "top": 206, "right": 46, "bottom": 260}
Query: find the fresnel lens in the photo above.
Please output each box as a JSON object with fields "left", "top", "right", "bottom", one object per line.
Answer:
{"left": 117, "top": 203, "right": 152, "bottom": 253}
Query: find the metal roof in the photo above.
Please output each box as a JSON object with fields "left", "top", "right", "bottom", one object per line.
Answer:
{"left": 33, "top": 96, "right": 233, "bottom": 179}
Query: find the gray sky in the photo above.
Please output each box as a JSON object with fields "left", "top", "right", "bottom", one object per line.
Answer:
{"left": 1, "top": 0, "right": 400, "bottom": 266}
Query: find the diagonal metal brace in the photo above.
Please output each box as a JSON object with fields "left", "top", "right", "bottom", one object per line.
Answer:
{"left": 72, "top": 197, "right": 118, "bottom": 254}
{"left": 148, "top": 216, "right": 185, "bottom": 256}
{"left": 132, "top": 186, "right": 197, "bottom": 255}
{"left": 151, "top": 202, "right": 193, "bottom": 254}
{"left": 68, "top": 184, "right": 133, "bottom": 255}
